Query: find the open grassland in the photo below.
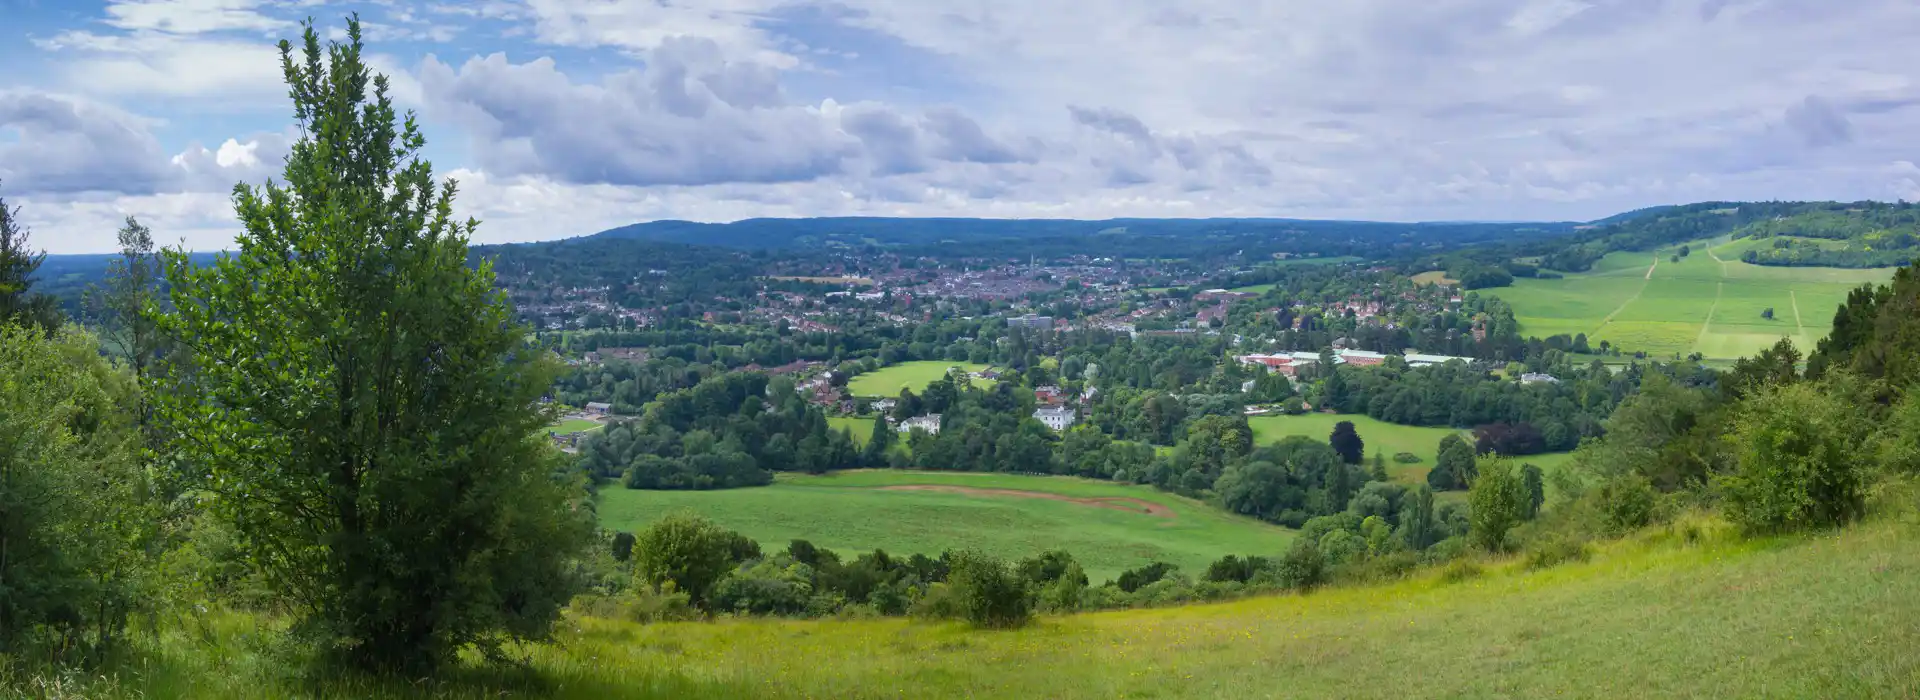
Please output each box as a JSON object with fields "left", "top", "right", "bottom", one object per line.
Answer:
{"left": 597, "top": 471, "right": 1292, "bottom": 582}
{"left": 1248, "top": 414, "right": 1466, "bottom": 483}
{"left": 82, "top": 513, "right": 1920, "bottom": 698}
{"left": 548, "top": 418, "right": 604, "bottom": 435}
{"left": 1498, "top": 239, "right": 1900, "bottom": 359}
{"left": 846, "top": 361, "right": 996, "bottom": 397}
{"left": 1410, "top": 270, "right": 1458, "bottom": 286}
{"left": 826, "top": 416, "right": 876, "bottom": 446}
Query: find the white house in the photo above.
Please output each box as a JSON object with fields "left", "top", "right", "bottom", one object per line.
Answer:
{"left": 1520, "top": 373, "right": 1561, "bottom": 384}
{"left": 584, "top": 402, "right": 612, "bottom": 415}
{"left": 898, "top": 414, "right": 943, "bottom": 435}
{"left": 1032, "top": 406, "right": 1078, "bottom": 431}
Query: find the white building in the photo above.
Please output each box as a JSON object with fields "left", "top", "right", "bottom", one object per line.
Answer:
{"left": 898, "top": 414, "right": 943, "bottom": 434}
{"left": 1520, "top": 373, "right": 1561, "bottom": 384}
{"left": 1032, "top": 406, "right": 1078, "bottom": 431}
{"left": 1403, "top": 350, "right": 1472, "bottom": 367}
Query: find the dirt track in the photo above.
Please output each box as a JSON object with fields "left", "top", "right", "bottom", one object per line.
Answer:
{"left": 875, "top": 485, "right": 1177, "bottom": 519}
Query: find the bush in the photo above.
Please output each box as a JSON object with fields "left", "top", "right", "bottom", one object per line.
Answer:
{"left": 1597, "top": 474, "right": 1658, "bottom": 536}
{"left": 632, "top": 513, "right": 751, "bottom": 606}
{"left": 907, "top": 583, "right": 964, "bottom": 620}
{"left": 945, "top": 551, "right": 1032, "bottom": 628}
{"left": 1469, "top": 458, "right": 1528, "bottom": 552}
{"left": 1718, "top": 382, "right": 1868, "bottom": 533}
{"left": 710, "top": 560, "right": 814, "bottom": 616}
{"left": 1392, "top": 452, "right": 1423, "bottom": 464}
{"left": 1268, "top": 538, "right": 1326, "bottom": 591}
{"left": 1115, "top": 562, "right": 1177, "bottom": 593}
{"left": 1438, "top": 559, "right": 1483, "bottom": 584}
{"left": 1523, "top": 536, "right": 1593, "bottom": 571}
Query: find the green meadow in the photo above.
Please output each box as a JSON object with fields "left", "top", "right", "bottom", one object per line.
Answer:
{"left": 595, "top": 470, "right": 1293, "bottom": 582}
{"left": 74, "top": 511, "right": 1920, "bottom": 698}
{"left": 826, "top": 416, "right": 877, "bottom": 445}
{"left": 846, "top": 361, "right": 996, "bottom": 397}
{"left": 1248, "top": 414, "right": 1467, "bottom": 483}
{"left": 1496, "top": 238, "right": 1898, "bottom": 359}
{"left": 548, "top": 418, "right": 604, "bottom": 434}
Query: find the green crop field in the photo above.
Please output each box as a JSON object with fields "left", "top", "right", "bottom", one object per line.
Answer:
{"left": 846, "top": 361, "right": 997, "bottom": 397}
{"left": 1495, "top": 239, "right": 1900, "bottom": 360}
{"left": 102, "top": 513, "right": 1920, "bottom": 698}
{"left": 597, "top": 471, "right": 1293, "bottom": 582}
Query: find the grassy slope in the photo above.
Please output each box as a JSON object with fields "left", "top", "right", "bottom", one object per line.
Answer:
{"left": 548, "top": 418, "right": 603, "bottom": 434}
{"left": 114, "top": 514, "right": 1920, "bottom": 699}
{"left": 1495, "top": 240, "right": 1898, "bottom": 360}
{"left": 597, "top": 471, "right": 1293, "bottom": 582}
{"left": 846, "top": 361, "right": 996, "bottom": 397}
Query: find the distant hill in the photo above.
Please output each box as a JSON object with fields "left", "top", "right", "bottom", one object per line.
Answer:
{"left": 583, "top": 216, "right": 1583, "bottom": 251}
{"left": 1539, "top": 201, "right": 1920, "bottom": 272}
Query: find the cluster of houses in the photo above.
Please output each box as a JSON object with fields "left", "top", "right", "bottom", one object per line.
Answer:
{"left": 884, "top": 383, "right": 1093, "bottom": 436}
{"left": 1233, "top": 348, "right": 1482, "bottom": 378}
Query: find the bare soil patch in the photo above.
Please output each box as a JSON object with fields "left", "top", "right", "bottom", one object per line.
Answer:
{"left": 875, "top": 484, "right": 1176, "bottom": 519}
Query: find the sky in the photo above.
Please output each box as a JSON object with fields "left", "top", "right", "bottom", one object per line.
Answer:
{"left": 4, "top": 0, "right": 1920, "bottom": 254}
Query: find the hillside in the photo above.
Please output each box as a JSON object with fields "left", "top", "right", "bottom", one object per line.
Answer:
{"left": 96, "top": 510, "right": 1920, "bottom": 698}
{"left": 1537, "top": 201, "right": 1920, "bottom": 272}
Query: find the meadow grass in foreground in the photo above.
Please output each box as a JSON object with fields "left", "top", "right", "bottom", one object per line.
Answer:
{"left": 845, "top": 361, "right": 996, "bottom": 397}
{"left": 596, "top": 471, "right": 1292, "bottom": 581}
{"left": 58, "top": 511, "right": 1920, "bottom": 699}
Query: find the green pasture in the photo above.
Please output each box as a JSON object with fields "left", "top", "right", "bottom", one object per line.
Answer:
{"left": 827, "top": 416, "right": 877, "bottom": 446}
{"left": 596, "top": 470, "right": 1293, "bottom": 582}
{"left": 846, "top": 361, "right": 997, "bottom": 397}
{"left": 1496, "top": 239, "right": 1899, "bottom": 359}
{"left": 548, "top": 418, "right": 604, "bottom": 435}
{"left": 1248, "top": 414, "right": 1465, "bottom": 484}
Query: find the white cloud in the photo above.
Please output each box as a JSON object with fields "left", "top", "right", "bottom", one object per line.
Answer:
{"left": 101, "top": 0, "right": 288, "bottom": 34}
{"left": 33, "top": 31, "right": 286, "bottom": 102}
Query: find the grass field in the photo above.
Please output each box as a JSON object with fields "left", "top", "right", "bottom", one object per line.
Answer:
{"left": 596, "top": 471, "right": 1292, "bottom": 582}
{"left": 827, "top": 416, "right": 876, "bottom": 445}
{"left": 1410, "top": 270, "right": 1457, "bottom": 286}
{"left": 1495, "top": 239, "right": 1900, "bottom": 360}
{"left": 548, "top": 418, "right": 603, "bottom": 434}
{"left": 85, "top": 511, "right": 1920, "bottom": 698}
{"left": 1248, "top": 414, "right": 1466, "bottom": 483}
{"left": 1248, "top": 414, "right": 1576, "bottom": 491}
{"left": 846, "top": 361, "right": 996, "bottom": 397}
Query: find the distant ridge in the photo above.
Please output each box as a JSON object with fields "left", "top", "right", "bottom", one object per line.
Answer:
{"left": 582, "top": 216, "right": 1584, "bottom": 249}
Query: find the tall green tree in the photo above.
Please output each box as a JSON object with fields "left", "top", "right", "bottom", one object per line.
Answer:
{"left": 1429, "top": 434, "right": 1477, "bottom": 491}
{"left": 0, "top": 183, "right": 61, "bottom": 334}
{"left": 1468, "top": 458, "right": 1526, "bottom": 551}
{"left": 151, "top": 19, "right": 590, "bottom": 672}
{"left": 1329, "top": 420, "right": 1364, "bottom": 465}
{"left": 0, "top": 326, "right": 153, "bottom": 656}
{"left": 86, "top": 216, "right": 165, "bottom": 379}
{"left": 1718, "top": 380, "right": 1868, "bottom": 533}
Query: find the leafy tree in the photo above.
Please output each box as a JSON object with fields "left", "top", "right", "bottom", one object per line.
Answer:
{"left": 610, "top": 532, "right": 636, "bottom": 562}
{"left": 1719, "top": 381, "right": 1868, "bottom": 533}
{"left": 1429, "top": 434, "right": 1477, "bottom": 491}
{"left": 0, "top": 184, "right": 61, "bottom": 334}
{"left": 1270, "top": 538, "right": 1326, "bottom": 590}
{"left": 1115, "top": 562, "right": 1177, "bottom": 593}
{"left": 633, "top": 513, "right": 745, "bottom": 607}
{"left": 1329, "top": 420, "right": 1365, "bottom": 465}
{"left": 150, "top": 20, "right": 590, "bottom": 672}
{"left": 1519, "top": 463, "right": 1546, "bottom": 520}
{"left": 1761, "top": 307, "right": 1774, "bottom": 320}
{"left": 1369, "top": 452, "right": 1388, "bottom": 482}
{"left": 945, "top": 550, "right": 1032, "bottom": 628}
{"left": 1398, "top": 484, "right": 1439, "bottom": 550}
{"left": 0, "top": 326, "right": 154, "bottom": 655}
{"left": 1468, "top": 458, "right": 1527, "bottom": 551}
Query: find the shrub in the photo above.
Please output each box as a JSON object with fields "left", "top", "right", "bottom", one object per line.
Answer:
{"left": 1718, "top": 381, "right": 1867, "bottom": 533}
{"left": 710, "top": 560, "right": 814, "bottom": 616}
{"left": 632, "top": 513, "right": 750, "bottom": 606}
{"left": 1393, "top": 452, "right": 1423, "bottom": 464}
{"left": 945, "top": 551, "right": 1032, "bottom": 628}
{"left": 907, "top": 583, "right": 964, "bottom": 620}
{"left": 1115, "top": 562, "right": 1177, "bottom": 593}
{"left": 1269, "top": 538, "right": 1327, "bottom": 591}
{"left": 1438, "top": 559, "right": 1483, "bottom": 584}
{"left": 1469, "top": 458, "right": 1529, "bottom": 552}
{"left": 1597, "top": 474, "right": 1658, "bottom": 536}
{"left": 1523, "top": 536, "right": 1593, "bottom": 571}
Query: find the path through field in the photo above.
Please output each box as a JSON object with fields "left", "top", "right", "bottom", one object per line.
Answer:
{"left": 1790, "top": 290, "right": 1806, "bottom": 337}
{"left": 1692, "top": 282, "right": 1724, "bottom": 350}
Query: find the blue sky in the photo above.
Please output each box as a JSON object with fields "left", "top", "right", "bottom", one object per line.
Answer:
{"left": 5, "top": 0, "right": 1920, "bottom": 253}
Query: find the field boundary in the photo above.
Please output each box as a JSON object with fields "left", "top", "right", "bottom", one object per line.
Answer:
{"left": 1790, "top": 290, "right": 1806, "bottom": 337}
{"left": 1592, "top": 258, "right": 1658, "bottom": 336}
{"left": 1692, "top": 281, "right": 1724, "bottom": 351}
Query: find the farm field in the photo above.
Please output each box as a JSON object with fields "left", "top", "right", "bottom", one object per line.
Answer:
{"left": 1495, "top": 238, "right": 1899, "bottom": 360}
{"left": 116, "top": 512, "right": 1920, "bottom": 698}
{"left": 846, "top": 361, "right": 996, "bottom": 397}
{"left": 597, "top": 470, "right": 1293, "bottom": 582}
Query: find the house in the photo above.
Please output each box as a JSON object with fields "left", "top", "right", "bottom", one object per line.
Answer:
{"left": 1007, "top": 313, "right": 1053, "bottom": 330}
{"left": 1337, "top": 349, "right": 1389, "bottom": 367}
{"left": 1034, "top": 385, "right": 1066, "bottom": 406}
{"left": 1520, "top": 373, "right": 1561, "bottom": 384}
{"left": 870, "top": 398, "right": 897, "bottom": 415}
{"left": 584, "top": 402, "right": 613, "bottom": 416}
{"left": 898, "top": 414, "right": 943, "bottom": 435}
{"left": 1079, "top": 386, "right": 1099, "bottom": 404}
{"left": 1032, "top": 406, "right": 1078, "bottom": 431}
